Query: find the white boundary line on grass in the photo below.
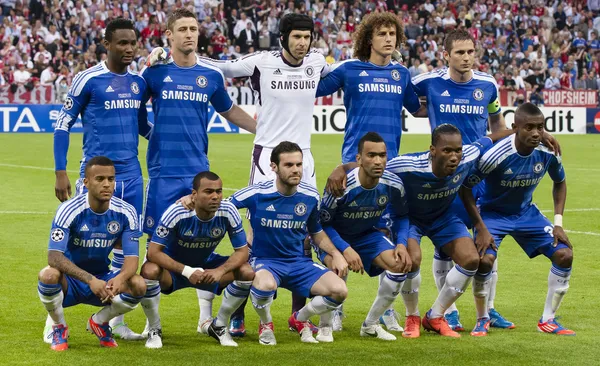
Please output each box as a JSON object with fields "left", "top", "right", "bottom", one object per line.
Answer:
{"left": 565, "top": 230, "right": 600, "bottom": 237}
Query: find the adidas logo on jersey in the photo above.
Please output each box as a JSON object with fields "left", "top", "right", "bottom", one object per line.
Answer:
{"left": 105, "top": 86, "right": 114, "bottom": 92}
{"left": 422, "top": 183, "right": 432, "bottom": 188}
{"left": 184, "top": 230, "right": 193, "bottom": 236}
{"left": 273, "top": 69, "right": 282, "bottom": 75}
{"left": 359, "top": 70, "right": 369, "bottom": 77}
{"left": 504, "top": 168, "right": 513, "bottom": 174}
{"left": 266, "top": 204, "right": 276, "bottom": 212}
{"left": 349, "top": 201, "right": 358, "bottom": 207}
{"left": 81, "top": 224, "right": 89, "bottom": 232}
{"left": 163, "top": 76, "right": 173, "bottom": 82}
{"left": 441, "top": 90, "right": 450, "bottom": 96}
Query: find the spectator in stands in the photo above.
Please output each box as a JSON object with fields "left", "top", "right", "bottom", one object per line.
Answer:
{"left": 40, "top": 64, "right": 56, "bottom": 86}
{"left": 12, "top": 61, "right": 32, "bottom": 92}
{"left": 560, "top": 65, "right": 573, "bottom": 90}
{"left": 529, "top": 85, "right": 544, "bottom": 106}
{"left": 237, "top": 20, "right": 258, "bottom": 53}
{"left": 545, "top": 69, "right": 561, "bottom": 90}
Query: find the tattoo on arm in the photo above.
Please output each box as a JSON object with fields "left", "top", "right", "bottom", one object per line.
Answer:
{"left": 48, "top": 250, "right": 94, "bottom": 283}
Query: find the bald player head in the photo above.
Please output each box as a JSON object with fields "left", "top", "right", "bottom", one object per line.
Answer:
{"left": 512, "top": 102, "right": 545, "bottom": 152}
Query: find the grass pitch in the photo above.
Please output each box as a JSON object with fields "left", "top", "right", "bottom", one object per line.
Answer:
{"left": 0, "top": 134, "right": 599, "bottom": 365}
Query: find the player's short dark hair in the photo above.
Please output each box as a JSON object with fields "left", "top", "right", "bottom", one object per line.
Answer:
{"left": 515, "top": 102, "right": 544, "bottom": 122}
{"left": 431, "top": 123, "right": 462, "bottom": 146}
{"left": 358, "top": 132, "right": 385, "bottom": 154}
{"left": 444, "top": 29, "right": 475, "bottom": 54}
{"left": 193, "top": 171, "right": 221, "bottom": 191}
{"left": 271, "top": 141, "right": 303, "bottom": 165}
{"left": 84, "top": 156, "right": 114, "bottom": 177}
{"left": 167, "top": 8, "right": 197, "bottom": 31}
{"left": 104, "top": 18, "right": 136, "bottom": 42}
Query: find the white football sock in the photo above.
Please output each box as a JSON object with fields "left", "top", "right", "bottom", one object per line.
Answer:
{"left": 473, "top": 271, "right": 492, "bottom": 319}
{"left": 250, "top": 287, "right": 275, "bottom": 324}
{"left": 433, "top": 256, "right": 458, "bottom": 314}
{"left": 542, "top": 264, "right": 571, "bottom": 322}
{"left": 197, "top": 289, "right": 215, "bottom": 322}
{"left": 215, "top": 281, "right": 252, "bottom": 327}
{"left": 38, "top": 282, "right": 66, "bottom": 326}
{"left": 401, "top": 270, "right": 421, "bottom": 316}
{"left": 141, "top": 280, "right": 162, "bottom": 329}
{"left": 430, "top": 265, "right": 476, "bottom": 319}
{"left": 298, "top": 296, "right": 341, "bottom": 325}
{"left": 364, "top": 272, "right": 405, "bottom": 325}
{"left": 94, "top": 293, "right": 141, "bottom": 323}
{"left": 487, "top": 259, "right": 498, "bottom": 310}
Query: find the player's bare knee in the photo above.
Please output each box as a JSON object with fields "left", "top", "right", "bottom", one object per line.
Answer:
{"left": 128, "top": 274, "right": 147, "bottom": 297}
{"left": 479, "top": 254, "right": 495, "bottom": 273}
{"left": 140, "top": 262, "right": 161, "bottom": 280}
{"left": 236, "top": 263, "right": 255, "bottom": 281}
{"left": 410, "top": 250, "right": 422, "bottom": 269}
{"left": 552, "top": 248, "right": 573, "bottom": 268}
{"left": 38, "top": 266, "right": 61, "bottom": 284}
{"left": 459, "top": 254, "right": 480, "bottom": 271}
{"left": 329, "top": 278, "right": 348, "bottom": 302}
{"left": 253, "top": 270, "right": 277, "bottom": 291}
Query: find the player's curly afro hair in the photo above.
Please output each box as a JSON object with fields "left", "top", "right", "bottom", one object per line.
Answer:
{"left": 352, "top": 12, "right": 407, "bottom": 62}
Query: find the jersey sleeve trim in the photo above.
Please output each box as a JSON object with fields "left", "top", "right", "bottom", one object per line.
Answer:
{"left": 54, "top": 195, "right": 88, "bottom": 228}
{"left": 109, "top": 197, "right": 140, "bottom": 230}
{"left": 478, "top": 137, "right": 515, "bottom": 174}
{"left": 160, "top": 203, "right": 195, "bottom": 228}
{"left": 70, "top": 64, "right": 107, "bottom": 97}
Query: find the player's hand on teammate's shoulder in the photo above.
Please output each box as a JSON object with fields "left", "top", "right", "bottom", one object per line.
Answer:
{"left": 474, "top": 224, "right": 496, "bottom": 258}
{"left": 394, "top": 245, "right": 412, "bottom": 273}
{"left": 541, "top": 131, "right": 562, "bottom": 156}
{"left": 330, "top": 252, "right": 349, "bottom": 278}
{"left": 89, "top": 278, "right": 114, "bottom": 303}
{"left": 176, "top": 194, "right": 194, "bottom": 210}
{"left": 326, "top": 165, "right": 348, "bottom": 197}
{"left": 146, "top": 47, "right": 170, "bottom": 67}
{"left": 343, "top": 247, "right": 364, "bottom": 274}
{"left": 553, "top": 226, "right": 572, "bottom": 249}
{"left": 55, "top": 171, "right": 72, "bottom": 202}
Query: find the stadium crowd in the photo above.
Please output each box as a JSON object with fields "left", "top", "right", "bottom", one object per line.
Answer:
{"left": 0, "top": 0, "right": 599, "bottom": 104}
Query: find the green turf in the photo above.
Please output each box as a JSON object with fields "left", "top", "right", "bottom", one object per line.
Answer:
{"left": 0, "top": 134, "right": 599, "bottom": 365}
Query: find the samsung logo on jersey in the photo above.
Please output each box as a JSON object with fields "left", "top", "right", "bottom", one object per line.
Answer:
{"left": 270, "top": 80, "right": 316, "bottom": 90}
{"left": 500, "top": 177, "right": 543, "bottom": 188}
{"left": 439, "top": 104, "right": 485, "bottom": 114}
{"left": 161, "top": 90, "right": 209, "bottom": 102}
{"left": 260, "top": 218, "right": 306, "bottom": 229}
{"left": 417, "top": 186, "right": 461, "bottom": 200}
{"left": 177, "top": 239, "right": 220, "bottom": 249}
{"left": 358, "top": 84, "right": 403, "bottom": 94}
{"left": 73, "top": 238, "right": 116, "bottom": 248}
{"left": 342, "top": 209, "right": 385, "bottom": 220}
{"left": 104, "top": 99, "right": 142, "bottom": 110}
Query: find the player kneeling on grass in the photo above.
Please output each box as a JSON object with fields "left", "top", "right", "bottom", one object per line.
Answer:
{"left": 140, "top": 171, "right": 254, "bottom": 348}
{"left": 228, "top": 141, "right": 349, "bottom": 345}
{"left": 462, "top": 103, "right": 575, "bottom": 336}
{"left": 314, "top": 132, "right": 411, "bottom": 342}
{"left": 38, "top": 156, "right": 146, "bottom": 351}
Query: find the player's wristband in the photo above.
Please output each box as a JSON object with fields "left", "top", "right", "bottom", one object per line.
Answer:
{"left": 182, "top": 266, "right": 195, "bottom": 279}
{"left": 554, "top": 214, "right": 563, "bottom": 227}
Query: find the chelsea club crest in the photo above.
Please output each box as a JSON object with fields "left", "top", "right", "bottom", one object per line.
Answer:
{"left": 294, "top": 203, "right": 307, "bottom": 216}
{"left": 196, "top": 76, "right": 208, "bottom": 88}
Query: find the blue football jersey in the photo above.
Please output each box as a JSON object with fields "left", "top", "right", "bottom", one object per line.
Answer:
{"left": 230, "top": 180, "right": 322, "bottom": 259}
{"left": 464, "top": 135, "right": 566, "bottom": 215}
{"left": 54, "top": 62, "right": 150, "bottom": 179}
{"left": 320, "top": 169, "right": 409, "bottom": 250}
{"left": 151, "top": 201, "right": 246, "bottom": 268}
{"left": 48, "top": 194, "right": 141, "bottom": 275}
{"left": 141, "top": 57, "right": 233, "bottom": 178}
{"left": 387, "top": 137, "right": 493, "bottom": 224}
{"left": 412, "top": 69, "right": 501, "bottom": 143}
{"left": 318, "top": 59, "right": 421, "bottom": 163}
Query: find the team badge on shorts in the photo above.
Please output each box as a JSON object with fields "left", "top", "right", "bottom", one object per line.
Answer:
{"left": 305, "top": 66, "right": 314, "bottom": 77}
{"left": 210, "top": 227, "right": 223, "bottom": 238}
{"left": 473, "top": 88, "right": 484, "bottom": 101}
{"left": 452, "top": 174, "right": 462, "bottom": 183}
{"left": 467, "top": 174, "right": 481, "bottom": 186}
{"left": 196, "top": 76, "right": 208, "bottom": 88}
{"left": 391, "top": 70, "right": 400, "bottom": 81}
{"left": 377, "top": 195, "right": 389, "bottom": 206}
{"left": 63, "top": 97, "right": 74, "bottom": 110}
{"left": 533, "top": 162, "right": 543, "bottom": 173}
{"left": 155, "top": 225, "right": 169, "bottom": 238}
{"left": 130, "top": 82, "right": 140, "bottom": 94}
{"left": 320, "top": 209, "right": 331, "bottom": 222}
{"left": 294, "top": 202, "right": 308, "bottom": 216}
{"left": 51, "top": 228, "right": 65, "bottom": 242}
{"left": 146, "top": 216, "right": 155, "bottom": 228}
{"left": 107, "top": 221, "right": 120, "bottom": 234}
